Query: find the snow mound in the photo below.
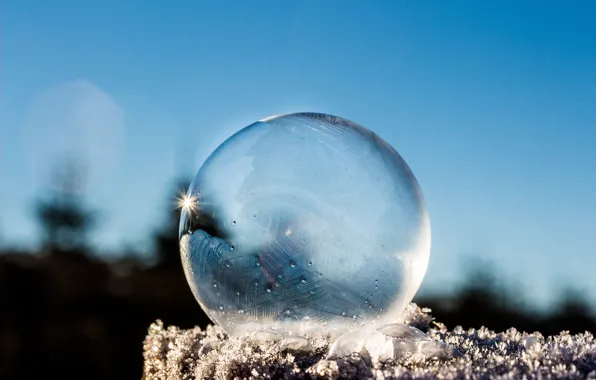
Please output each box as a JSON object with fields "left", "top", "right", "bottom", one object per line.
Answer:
{"left": 143, "top": 304, "right": 596, "bottom": 379}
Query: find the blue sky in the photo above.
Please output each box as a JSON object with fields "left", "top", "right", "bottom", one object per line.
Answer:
{"left": 1, "top": 0, "right": 595, "bottom": 307}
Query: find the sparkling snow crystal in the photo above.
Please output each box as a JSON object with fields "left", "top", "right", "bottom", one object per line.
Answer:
{"left": 142, "top": 304, "right": 596, "bottom": 379}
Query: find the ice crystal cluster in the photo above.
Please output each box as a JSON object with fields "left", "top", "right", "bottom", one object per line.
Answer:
{"left": 143, "top": 304, "right": 596, "bottom": 379}
{"left": 179, "top": 113, "right": 430, "bottom": 337}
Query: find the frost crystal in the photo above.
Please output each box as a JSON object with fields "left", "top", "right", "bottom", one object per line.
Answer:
{"left": 143, "top": 304, "right": 596, "bottom": 379}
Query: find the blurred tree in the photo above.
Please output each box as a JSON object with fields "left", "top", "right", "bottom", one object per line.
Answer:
{"left": 34, "top": 158, "right": 97, "bottom": 255}
{"left": 417, "top": 256, "right": 539, "bottom": 333}
{"left": 545, "top": 287, "right": 596, "bottom": 335}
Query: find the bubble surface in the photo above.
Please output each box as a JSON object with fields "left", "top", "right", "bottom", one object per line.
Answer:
{"left": 179, "top": 112, "right": 430, "bottom": 336}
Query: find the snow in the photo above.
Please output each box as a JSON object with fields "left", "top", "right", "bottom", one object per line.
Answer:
{"left": 143, "top": 304, "right": 596, "bottom": 379}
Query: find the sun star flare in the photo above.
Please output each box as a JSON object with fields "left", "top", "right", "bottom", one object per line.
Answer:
{"left": 177, "top": 193, "right": 198, "bottom": 213}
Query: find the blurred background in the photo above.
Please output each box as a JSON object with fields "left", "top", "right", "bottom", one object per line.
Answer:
{"left": 1, "top": 1, "right": 595, "bottom": 379}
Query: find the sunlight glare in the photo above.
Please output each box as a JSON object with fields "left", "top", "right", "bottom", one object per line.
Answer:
{"left": 177, "top": 193, "right": 198, "bottom": 213}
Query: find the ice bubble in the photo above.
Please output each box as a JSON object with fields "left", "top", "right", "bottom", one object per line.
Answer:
{"left": 249, "top": 330, "right": 282, "bottom": 343}
{"left": 179, "top": 112, "right": 431, "bottom": 337}
{"left": 327, "top": 324, "right": 459, "bottom": 362}
{"left": 197, "top": 341, "right": 220, "bottom": 356}
{"left": 524, "top": 335, "right": 542, "bottom": 353}
{"left": 279, "top": 336, "right": 313, "bottom": 352}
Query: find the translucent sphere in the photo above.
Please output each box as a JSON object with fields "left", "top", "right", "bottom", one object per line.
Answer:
{"left": 179, "top": 113, "right": 430, "bottom": 337}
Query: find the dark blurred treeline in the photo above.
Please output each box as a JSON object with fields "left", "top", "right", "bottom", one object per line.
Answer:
{"left": 1, "top": 163, "right": 595, "bottom": 380}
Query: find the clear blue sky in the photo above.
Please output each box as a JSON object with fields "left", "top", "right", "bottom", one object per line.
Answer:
{"left": 1, "top": 0, "right": 595, "bottom": 307}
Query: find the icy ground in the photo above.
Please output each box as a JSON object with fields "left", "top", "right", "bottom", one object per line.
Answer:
{"left": 143, "top": 304, "right": 596, "bottom": 379}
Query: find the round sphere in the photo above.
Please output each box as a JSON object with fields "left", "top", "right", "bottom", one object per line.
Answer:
{"left": 179, "top": 112, "right": 430, "bottom": 337}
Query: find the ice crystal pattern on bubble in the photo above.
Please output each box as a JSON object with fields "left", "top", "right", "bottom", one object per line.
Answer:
{"left": 179, "top": 113, "right": 431, "bottom": 336}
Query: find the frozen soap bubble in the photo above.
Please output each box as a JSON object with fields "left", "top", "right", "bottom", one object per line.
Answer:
{"left": 179, "top": 112, "right": 430, "bottom": 338}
